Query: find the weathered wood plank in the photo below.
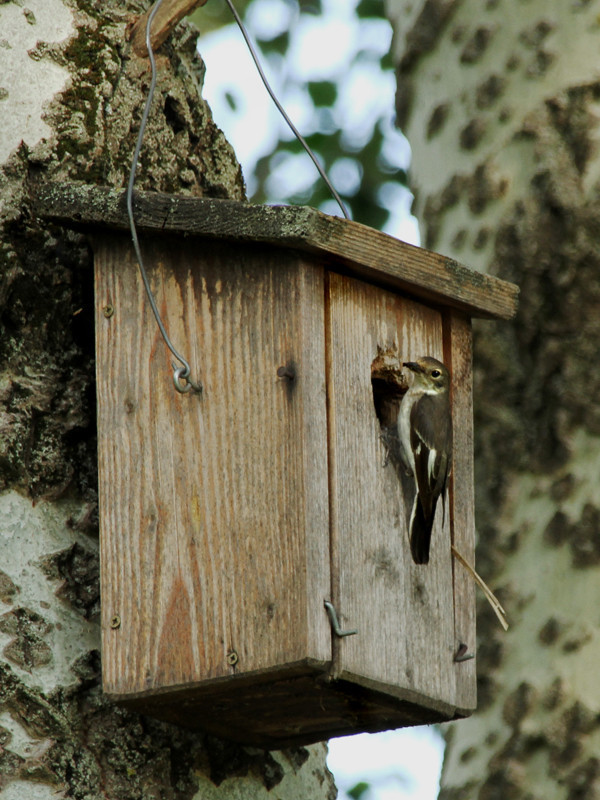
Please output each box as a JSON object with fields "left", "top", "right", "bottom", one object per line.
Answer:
{"left": 33, "top": 181, "right": 519, "bottom": 321}
{"left": 96, "top": 233, "right": 331, "bottom": 696}
{"left": 444, "top": 311, "right": 477, "bottom": 714}
{"left": 325, "top": 272, "right": 457, "bottom": 715}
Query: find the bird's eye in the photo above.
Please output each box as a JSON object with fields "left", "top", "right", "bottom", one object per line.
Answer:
{"left": 431, "top": 369, "right": 441, "bottom": 378}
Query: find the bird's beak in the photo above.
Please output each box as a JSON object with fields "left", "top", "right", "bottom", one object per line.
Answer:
{"left": 403, "top": 361, "right": 424, "bottom": 374}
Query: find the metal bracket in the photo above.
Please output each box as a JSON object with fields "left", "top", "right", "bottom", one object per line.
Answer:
{"left": 324, "top": 601, "right": 358, "bottom": 638}
{"left": 454, "top": 642, "right": 475, "bottom": 663}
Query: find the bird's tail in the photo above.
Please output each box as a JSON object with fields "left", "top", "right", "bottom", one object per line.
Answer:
{"left": 409, "top": 496, "right": 435, "bottom": 565}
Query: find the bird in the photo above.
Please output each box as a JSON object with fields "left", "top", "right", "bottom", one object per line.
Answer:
{"left": 398, "top": 356, "right": 452, "bottom": 564}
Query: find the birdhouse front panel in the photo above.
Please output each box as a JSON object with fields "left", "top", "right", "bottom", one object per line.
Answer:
{"left": 96, "top": 234, "right": 332, "bottom": 701}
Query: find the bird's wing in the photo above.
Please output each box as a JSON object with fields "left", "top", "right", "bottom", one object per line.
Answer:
{"left": 409, "top": 393, "right": 452, "bottom": 518}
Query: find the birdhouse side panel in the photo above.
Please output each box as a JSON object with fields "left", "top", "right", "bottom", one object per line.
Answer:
{"left": 95, "top": 235, "right": 331, "bottom": 699}
{"left": 325, "top": 271, "right": 457, "bottom": 714}
{"left": 444, "top": 311, "right": 476, "bottom": 713}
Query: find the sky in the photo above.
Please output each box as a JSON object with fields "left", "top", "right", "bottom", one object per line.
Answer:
{"left": 196, "top": 2, "right": 442, "bottom": 797}
{"left": 328, "top": 728, "right": 444, "bottom": 800}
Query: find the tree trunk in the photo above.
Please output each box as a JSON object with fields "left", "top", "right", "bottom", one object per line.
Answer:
{"left": 386, "top": 0, "right": 600, "bottom": 797}
{"left": 0, "top": 1, "right": 336, "bottom": 797}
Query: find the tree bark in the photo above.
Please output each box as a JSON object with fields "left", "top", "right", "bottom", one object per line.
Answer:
{"left": 0, "top": 1, "right": 336, "bottom": 797}
{"left": 386, "top": 0, "right": 600, "bottom": 797}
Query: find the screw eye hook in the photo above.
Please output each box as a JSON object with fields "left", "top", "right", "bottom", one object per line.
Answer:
{"left": 172, "top": 363, "right": 202, "bottom": 394}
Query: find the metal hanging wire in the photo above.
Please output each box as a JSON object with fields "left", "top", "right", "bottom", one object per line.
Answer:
{"left": 127, "top": 0, "right": 350, "bottom": 394}
{"left": 127, "top": 0, "right": 202, "bottom": 394}
{"left": 222, "top": 0, "right": 351, "bottom": 220}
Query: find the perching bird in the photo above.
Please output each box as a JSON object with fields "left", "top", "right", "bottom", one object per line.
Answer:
{"left": 398, "top": 357, "right": 452, "bottom": 565}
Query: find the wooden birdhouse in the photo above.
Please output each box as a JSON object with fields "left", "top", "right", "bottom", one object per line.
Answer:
{"left": 35, "top": 182, "right": 518, "bottom": 748}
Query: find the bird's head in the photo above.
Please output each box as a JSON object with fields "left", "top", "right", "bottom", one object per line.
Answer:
{"left": 403, "top": 357, "right": 450, "bottom": 394}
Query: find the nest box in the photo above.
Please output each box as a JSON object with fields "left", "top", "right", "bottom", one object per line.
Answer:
{"left": 35, "top": 182, "right": 518, "bottom": 748}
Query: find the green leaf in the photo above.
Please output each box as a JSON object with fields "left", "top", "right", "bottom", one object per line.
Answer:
{"left": 348, "top": 781, "right": 371, "bottom": 800}
{"left": 277, "top": 138, "right": 306, "bottom": 155}
{"left": 298, "top": 0, "right": 322, "bottom": 14}
{"left": 224, "top": 91, "right": 238, "bottom": 111}
{"left": 189, "top": 0, "right": 254, "bottom": 35}
{"left": 257, "top": 30, "right": 290, "bottom": 54}
{"left": 307, "top": 81, "right": 338, "bottom": 107}
{"left": 356, "top": 0, "right": 385, "bottom": 18}
{"left": 380, "top": 49, "right": 393, "bottom": 70}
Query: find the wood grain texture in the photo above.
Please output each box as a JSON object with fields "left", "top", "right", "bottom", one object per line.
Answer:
{"left": 325, "top": 272, "right": 457, "bottom": 716}
{"left": 96, "top": 234, "right": 331, "bottom": 697}
{"left": 33, "top": 181, "right": 519, "bottom": 321}
{"left": 130, "top": 0, "right": 208, "bottom": 56}
{"left": 444, "top": 311, "right": 477, "bottom": 714}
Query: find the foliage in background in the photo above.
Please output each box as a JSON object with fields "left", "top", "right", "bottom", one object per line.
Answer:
{"left": 190, "top": 0, "right": 253, "bottom": 33}
{"left": 192, "top": 0, "right": 410, "bottom": 232}
{"left": 348, "top": 781, "right": 371, "bottom": 799}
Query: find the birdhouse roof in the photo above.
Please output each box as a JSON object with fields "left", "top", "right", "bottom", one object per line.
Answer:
{"left": 33, "top": 182, "right": 518, "bottom": 320}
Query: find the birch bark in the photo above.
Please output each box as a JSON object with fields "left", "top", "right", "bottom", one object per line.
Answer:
{"left": 386, "top": 0, "right": 600, "bottom": 796}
